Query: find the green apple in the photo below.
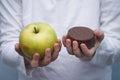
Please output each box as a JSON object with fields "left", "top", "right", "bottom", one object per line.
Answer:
{"left": 19, "top": 22, "right": 57, "bottom": 59}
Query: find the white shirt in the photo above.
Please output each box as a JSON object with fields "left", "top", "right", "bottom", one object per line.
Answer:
{"left": 0, "top": 0, "right": 120, "bottom": 80}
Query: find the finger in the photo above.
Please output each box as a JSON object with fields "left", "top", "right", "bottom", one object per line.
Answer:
{"left": 15, "top": 43, "right": 31, "bottom": 60}
{"left": 15, "top": 43, "right": 24, "bottom": 56}
{"left": 57, "top": 39, "right": 62, "bottom": 51}
{"left": 15, "top": 43, "right": 31, "bottom": 59}
{"left": 94, "top": 36, "right": 100, "bottom": 49}
{"left": 73, "top": 41, "right": 83, "bottom": 58}
{"left": 51, "top": 43, "right": 60, "bottom": 61}
{"left": 66, "top": 39, "right": 73, "bottom": 54}
{"left": 15, "top": 43, "right": 32, "bottom": 68}
{"left": 94, "top": 30, "right": 104, "bottom": 42}
{"left": 40, "top": 48, "right": 51, "bottom": 66}
{"left": 93, "top": 31, "right": 103, "bottom": 50}
{"left": 80, "top": 43, "right": 93, "bottom": 58}
{"left": 62, "top": 35, "right": 67, "bottom": 47}
{"left": 15, "top": 43, "right": 20, "bottom": 52}
{"left": 31, "top": 53, "right": 40, "bottom": 68}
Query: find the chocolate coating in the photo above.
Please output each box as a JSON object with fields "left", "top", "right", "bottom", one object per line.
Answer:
{"left": 67, "top": 26, "right": 95, "bottom": 49}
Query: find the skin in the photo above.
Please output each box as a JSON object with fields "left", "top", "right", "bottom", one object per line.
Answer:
{"left": 15, "top": 39, "right": 62, "bottom": 68}
{"left": 15, "top": 30, "right": 104, "bottom": 68}
{"left": 62, "top": 30, "right": 104, "bottom": 59}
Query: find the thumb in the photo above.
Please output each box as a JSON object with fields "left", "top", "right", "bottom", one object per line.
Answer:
{"left": 15, "top": 43, "right": 24, "bottom": 56}
{"left": 94, "top": 30, "right": 104, "bottom": 42}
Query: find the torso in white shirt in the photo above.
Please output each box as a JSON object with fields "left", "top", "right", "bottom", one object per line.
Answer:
{"left": 20, "top": 0, "right": 111, "bottom": 80}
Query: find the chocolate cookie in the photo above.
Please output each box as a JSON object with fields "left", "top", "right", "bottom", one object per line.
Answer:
{"left": 67, "top": 26, "right": 95, "bottom": 49}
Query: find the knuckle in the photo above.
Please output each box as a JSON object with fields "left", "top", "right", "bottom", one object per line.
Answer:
{"left": 46, "top": 54, "right": 52, "bottom": 59}
{"left": 67, "top": 49, "right": 73, "bottom": 55}
{"left": 43, "top": 60, "right": 51, "bottom": 66}
{"left": 73, "top": 48, "right": 76, "bottom": 53}
{"left": 31, "top": 61, "right": 39, "bottom": 68}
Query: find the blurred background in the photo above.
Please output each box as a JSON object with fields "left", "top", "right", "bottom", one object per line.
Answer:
{"left": 0, "top": 58, "right": 18, "bottom": 80}
{"left": 112, "top": 63, "right": 120, "bottom": 80}
{"left": 0, "top": 58, "right": 120, "bottom": 80}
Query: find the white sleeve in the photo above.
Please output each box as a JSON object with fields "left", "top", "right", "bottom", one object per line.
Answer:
{"left": 0, "top": 0, "right": 27, "bottom": 76}
{"left": 90, "top": 0, "right": 120, "bottom": 67}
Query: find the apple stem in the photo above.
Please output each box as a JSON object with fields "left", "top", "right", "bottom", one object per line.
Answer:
{"left": 34, "top": 26, "right": 39, "bottom": 33}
